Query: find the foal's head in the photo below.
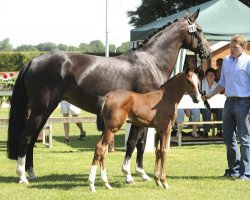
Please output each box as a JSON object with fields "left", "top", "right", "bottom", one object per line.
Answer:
{"left": 182, "top": 68, "right": 200, "bottom": 103}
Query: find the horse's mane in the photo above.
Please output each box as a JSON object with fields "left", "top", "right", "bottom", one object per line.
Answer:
{"left": 133, "top": 18, "right": 179, "bottom": 51}
{"left": 159, "top": 72, "right": 184, "bottom": 89}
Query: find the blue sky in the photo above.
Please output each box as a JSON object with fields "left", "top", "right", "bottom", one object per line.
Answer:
{"left": 0, "top": 0, "right": 141, "bottom": 47}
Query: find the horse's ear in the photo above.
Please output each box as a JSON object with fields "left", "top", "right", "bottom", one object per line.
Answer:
{"left": 185, "top": 9, "right": 190, "bottom": 18}
{"left": 189, "top": 9, "right": 200, "bottom": 22}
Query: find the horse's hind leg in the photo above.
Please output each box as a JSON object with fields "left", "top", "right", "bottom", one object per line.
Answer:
{"left": 122, "top": 125, "right": 150, "bottom": 183}
{"left": 89, "top": 129, "right": 114, "bottom": 192}
{"left": 135, "top": 127, "right": 151, "bottom": 181}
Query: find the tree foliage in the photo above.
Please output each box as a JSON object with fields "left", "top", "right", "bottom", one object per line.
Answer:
{"left": 128, "top": 0, "right": 250, "bottom": 27}
{"left": 0, "top": 38, "right": 130, "bottom": 54}
{"left": 0, "top": 38, "right": 13, "bottom": 52}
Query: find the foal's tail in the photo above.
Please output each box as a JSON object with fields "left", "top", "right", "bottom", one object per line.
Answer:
{"left": 96, "top": 96, "right": 107, "bottom": 131}
{"left": 7, "top": 62, "right": 31, "bottom": 160}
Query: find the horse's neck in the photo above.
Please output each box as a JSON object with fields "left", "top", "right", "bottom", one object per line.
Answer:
{"left": 140, "top": 25, "right": 184, "bottom": 75}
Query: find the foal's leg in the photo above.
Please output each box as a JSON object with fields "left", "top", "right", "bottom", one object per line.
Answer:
{"left": 154, "top": 133, "right": 162, "bottom": 187}
{"left": 89, "top": 130, "right": 113, "bottom": 192}
{"left": 159, "top": 127, "right": 171, "bottom": 189}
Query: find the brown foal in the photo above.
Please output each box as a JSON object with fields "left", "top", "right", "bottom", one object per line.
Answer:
{"left": 89, "top": 69, "right": 200, "bottom": 191}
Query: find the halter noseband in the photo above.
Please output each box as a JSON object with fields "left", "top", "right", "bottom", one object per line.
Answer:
{"left": 184, "top": 17, "right": 207, "bottom": 59}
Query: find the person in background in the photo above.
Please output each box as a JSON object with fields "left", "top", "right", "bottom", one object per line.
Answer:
{"left": 176, "top": 109, "right": 200, "bottom": 138}
{"left": 200, "top": 68, "right": 223, "bottom": 138}
{"left": 60, "top": 100, "right": 86, "bottom": 144}
{"left": 202, "top": 34, "right": 250, "bottom": 180}
{"left": 215, "top": 58, "right": 223, "bottom": 82}
{"left": 214, "top": 58, "right": 225, "bottom": 94}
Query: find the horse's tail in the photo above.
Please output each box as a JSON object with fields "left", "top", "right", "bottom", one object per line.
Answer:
{"left": 96, "top": 96, "right": 107, "bottom": 131}
{"left": 7, "top": 62, "right": 31, "bottom": 160}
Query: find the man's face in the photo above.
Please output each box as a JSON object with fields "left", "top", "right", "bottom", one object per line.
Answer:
{"left": 230, "top": 41, "right": 244, "bottom": 58}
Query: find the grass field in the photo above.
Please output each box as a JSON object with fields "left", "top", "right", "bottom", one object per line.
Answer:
{"left": 0, "top": 107, "right": 249, "bottom": 200}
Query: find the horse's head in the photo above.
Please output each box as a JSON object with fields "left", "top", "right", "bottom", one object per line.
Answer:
{"left": 183, "top": 68, "right": 200, "bottom": 103}
{"left": 181, "top": 9, "right": 211, "bottom": 59}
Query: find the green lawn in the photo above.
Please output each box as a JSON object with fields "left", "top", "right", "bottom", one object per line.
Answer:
{"left": 0, "top": 107, "right": 249, "bottom": 200}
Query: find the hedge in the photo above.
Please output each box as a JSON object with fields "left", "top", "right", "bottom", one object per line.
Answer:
{"left": 0, "top": 52, "right": 44, "bottom": 71}
{"left": 0, "top": 51, "right": 123, "bottom": 71}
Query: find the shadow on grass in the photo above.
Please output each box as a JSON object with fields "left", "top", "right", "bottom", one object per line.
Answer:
{"left": 53, "top": 132, "right": 125, "bottom": 152}
{"left": 0, "top": 173, "right": 230, "bottom": 191}
{"left": 0, "top": 173, "right": 125, "bottom": 190}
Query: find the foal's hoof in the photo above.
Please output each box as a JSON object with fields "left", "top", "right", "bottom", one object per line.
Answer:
{"left": 154, "top": 178, "right": 162, "bottom": 187}
{"left": 162, "top": 182, "right": 170, "bottom": 189}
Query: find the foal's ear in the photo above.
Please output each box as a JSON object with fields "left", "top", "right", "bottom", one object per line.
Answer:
{"left": 185, "top": 9, "right": 190, "bottom": 18}
{"left": 189, "top": 9, "right": 200, "bottom": 22}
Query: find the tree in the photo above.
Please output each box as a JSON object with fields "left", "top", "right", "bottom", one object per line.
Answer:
{"left": 0, "top": 38, "right": 13, "bottom": 52}
{"left": 128, "top": 0, "right": 250, "bottom": 27}
{"left": 36, "top": 42, "right": 57, "bottom": 51}
{"left": 89, "top": 40, "right": 105, "bottom": 53}
{"left": 79, "top": 42, "right": 90, "bottom": 52}
{"left": 116, "top": 42, "right": 130, "bottom": 53}
{"left": 109, "top": 44, "right": 116, "bottom": 53}
{"left": 15, "top": 45, "right": 38, "bottom": 52}
{"left": 58, "top": 43, "right": 69, "bottom": 51}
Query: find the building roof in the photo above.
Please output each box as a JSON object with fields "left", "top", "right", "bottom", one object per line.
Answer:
{"left": 131, "top": 0, "right": 250, "bottom": 41}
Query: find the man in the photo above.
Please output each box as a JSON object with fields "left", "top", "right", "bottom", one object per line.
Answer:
{"left": 60, "top": 101, "right": 86, "bottom": 144}
{"left": 202, "top": 35, "right": 250, "bottom": 180}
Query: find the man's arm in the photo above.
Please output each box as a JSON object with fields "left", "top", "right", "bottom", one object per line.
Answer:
{"left": 202, "top": 84, "right": 224, "bottom": 100}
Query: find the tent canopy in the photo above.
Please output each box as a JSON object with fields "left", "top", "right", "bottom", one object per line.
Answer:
{"left": 131, "top": 0, "right": 250, "bottom": 42}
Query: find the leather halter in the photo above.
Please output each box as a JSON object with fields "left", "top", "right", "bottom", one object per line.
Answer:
{"left": 184, "top": 17, "right": 207, "bottom": 59}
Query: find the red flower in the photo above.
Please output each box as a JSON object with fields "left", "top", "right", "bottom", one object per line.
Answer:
{"left": 9, "top": 72, "right": 15, "bottom": 77}
{"left": 0, "top": 72, "right": 8, "bottom": 79}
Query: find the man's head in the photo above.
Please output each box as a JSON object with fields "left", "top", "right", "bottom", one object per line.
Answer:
{"left": 230, "top": 35, "right": 247, "bottom": 58}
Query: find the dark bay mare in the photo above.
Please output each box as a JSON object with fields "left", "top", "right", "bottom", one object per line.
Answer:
{"left": 7, "top": 10, "right": 211, "bottom": 184}
{"left": 89, "top": 69, "right": 200, "bottom": 191}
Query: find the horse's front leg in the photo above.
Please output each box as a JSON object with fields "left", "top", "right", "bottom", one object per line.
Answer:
{"left": 159, "top": 127, "right": 171, "bottom": 189}
{"left": 89, "top": 130, "right": 113, "bottom": 192}
{"left": 154, "top": 133, "right": 162, "bottom": 187}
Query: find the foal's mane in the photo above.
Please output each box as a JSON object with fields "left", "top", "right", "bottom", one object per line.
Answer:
{"left": 133, "top": 18, "right": 179, "bottom": 51}
{"left": 159, "top": 72, "right": 183, "bottom": 89}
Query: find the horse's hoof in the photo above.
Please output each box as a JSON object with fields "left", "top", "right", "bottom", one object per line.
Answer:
{"left": 142, "top": 174, "right": 151, "bottom": 181}
{"left": 103, "top": 182, "right": 113, "bottom": 189}
{"left": 126, "top": 179, "right": 136, "bottom": 185}
{"left": 89, "top": 183, "right": 96, "bottom": 192}
{"left": 19, "top": 178, "right": 29, "bottom": 184}
{"left": 125, "top": 174, "right": 135, "bottom": 184}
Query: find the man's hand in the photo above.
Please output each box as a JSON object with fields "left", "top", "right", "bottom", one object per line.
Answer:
{"left": 201, "top": 95, "right": 210, "bottom": 101}
{"left": 248, "top": 114, "right": 250, "bottom": 123}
